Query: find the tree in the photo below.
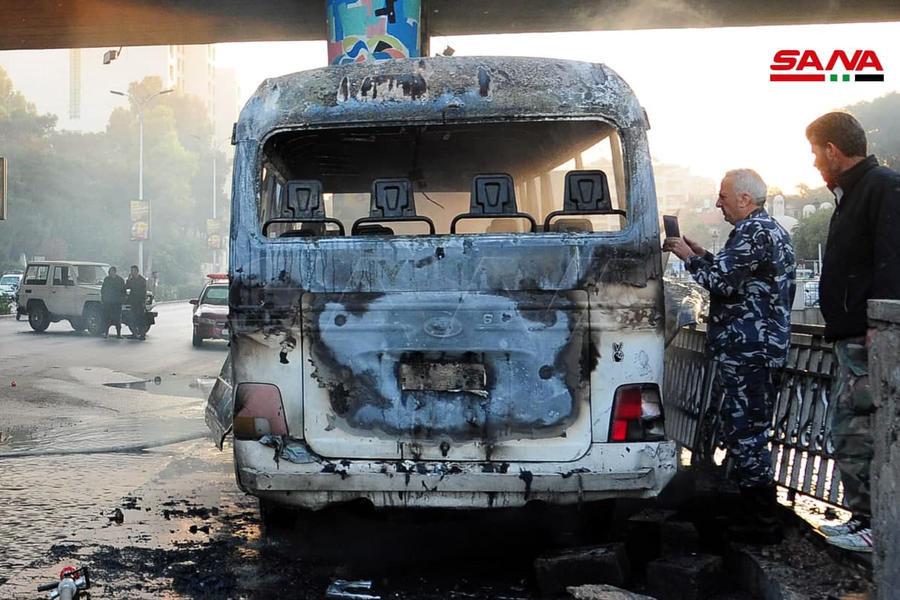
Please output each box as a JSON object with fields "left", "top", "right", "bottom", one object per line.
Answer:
{"left": 845, "top": 92, "right": 900, "bottom": 171}
{"left": 0, "top": 68, "right": 222, "bottom": 299}
{"left": 791, "top": 208, "right": 832, "bottom": 261}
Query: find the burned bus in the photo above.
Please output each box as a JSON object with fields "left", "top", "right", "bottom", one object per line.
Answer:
{"left": 206, "top": 55, "right": 677, "bottom": 516}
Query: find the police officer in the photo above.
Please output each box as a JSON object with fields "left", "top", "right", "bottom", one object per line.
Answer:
{"left": 806, "top": 112, "right": 900, "bottom": 552}
{"left": 664, "top": 168, "right": 796, "bottom": 544}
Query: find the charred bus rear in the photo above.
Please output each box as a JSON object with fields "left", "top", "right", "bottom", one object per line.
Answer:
{"left": 207, "top": 56, "right": 676, "bottom": 513}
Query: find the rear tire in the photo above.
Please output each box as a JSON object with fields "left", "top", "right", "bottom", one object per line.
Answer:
{"left": 28, "top": 303, "right": 50, "bottom": 332}
{"left": 85, "top": 306, "right": 105, "bottom": 336}
{"left": 68, "top": 318, "right": 85, "bottom": 331}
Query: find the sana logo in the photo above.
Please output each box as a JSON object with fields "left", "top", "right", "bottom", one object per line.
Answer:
{"left": 770, "top": 50, "right": 884, "bottom": 82}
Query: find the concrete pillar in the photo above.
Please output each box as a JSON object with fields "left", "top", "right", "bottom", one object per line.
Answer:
{"left": 868, "top": 298, "right": 900, "bottom": 599}
{"left": 327, "top": 0, "right": 424, "bottom": 65}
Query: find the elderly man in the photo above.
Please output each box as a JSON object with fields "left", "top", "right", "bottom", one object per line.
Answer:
{"left": 664, "top": 168, "right": 796, "bottom": 544}
{"left": 806, "top": 112, "right": 900, "bottom": 553}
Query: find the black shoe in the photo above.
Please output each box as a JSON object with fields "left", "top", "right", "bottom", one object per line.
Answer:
{"left": 103, "top": 333, "right": 108, "bottom": 338}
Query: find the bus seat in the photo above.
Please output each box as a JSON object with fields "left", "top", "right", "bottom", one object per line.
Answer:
{"left": 450, "top": 173, "right": 536, "bottom": 233}
{"left": 279, "top": 221, "right": 326, "bottom": 237}
{"left": 543, "top": 170, "right": 625, "bottom": 232}
{"left": 486, "top": 218, "right": 525, "bottom": 233}
{"left": 351, "top": 178, "right": 435, "bottom": 235}
{"left": 262, "top": 179, "right": 345, "bottom": 237}
{"left": 551, "top": 218, "right": 592, "bottom": 233}
{"left": 354, "top": 224, "right": 395, "bottom": 236}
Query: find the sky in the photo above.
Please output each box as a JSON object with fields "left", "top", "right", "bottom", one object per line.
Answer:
{"left": 216, "top": 21, "right": 899, "bottom": 193}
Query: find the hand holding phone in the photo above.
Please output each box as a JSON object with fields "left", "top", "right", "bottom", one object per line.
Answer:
{"left": 663, "top": 215, "right": 680, "bottom": 238}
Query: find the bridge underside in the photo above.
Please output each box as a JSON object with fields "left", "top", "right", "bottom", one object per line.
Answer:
{"left": 1, "top": 0, "right": 898, "bottom": 51}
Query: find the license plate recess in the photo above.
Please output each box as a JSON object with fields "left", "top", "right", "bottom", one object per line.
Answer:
{"left": 399, "top": 362, "right": 486, "bottom": 392}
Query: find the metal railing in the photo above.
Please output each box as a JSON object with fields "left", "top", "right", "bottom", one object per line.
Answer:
{"left": 664, "top": 324, "right": 844, "bottom": 507}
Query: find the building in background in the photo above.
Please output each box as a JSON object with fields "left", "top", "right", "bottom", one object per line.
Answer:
{"left": 0, "top": 44, "right": 239, "bottom": 146}
{"left": 653, "top": 163, "right": 717, "bottom": 216}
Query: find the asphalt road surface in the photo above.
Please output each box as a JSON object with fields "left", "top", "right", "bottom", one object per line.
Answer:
{"left": 0, "top": 303, "right": 875, "bottom": 599}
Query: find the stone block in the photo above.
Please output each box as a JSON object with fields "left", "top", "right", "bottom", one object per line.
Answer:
{"left": 868, "top": 299, "right": 900, "bottom": 600}
{"left": 567, "top": 583, "right": 657, "bottom": 600}
{"left": 659, "top": 519, "right": 700, "bottom": 556}
{"left": 535, "top": 543, "right": 631, "bottom": 594}
{"left": 625, "top": 509, "right": 676, "bottom": 569}
{"left": 646, "top": 553, "right": 723, "bottom": 600}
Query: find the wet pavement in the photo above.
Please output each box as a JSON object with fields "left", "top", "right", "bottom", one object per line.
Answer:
{"left": 0, "top": 304, "right": 876, "bottom": 599}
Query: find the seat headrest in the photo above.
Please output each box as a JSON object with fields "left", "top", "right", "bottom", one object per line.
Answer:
{"left": 283, "top": 180, "right": 325, "bottom": 218}
{"left": 470, "top": 173, "right": 518, "bottom": 215}
{"left": 371, "top": 178, "right": 416, "bottom": 218}
{"left": 563, "top": 170, "right": 612, "bottom": 213}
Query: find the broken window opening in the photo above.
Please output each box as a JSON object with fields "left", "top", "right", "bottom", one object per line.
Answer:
{"left": 256, "top": 120, "right": 628, "bottom": 238}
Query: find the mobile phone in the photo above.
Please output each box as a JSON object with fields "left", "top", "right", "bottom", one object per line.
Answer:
{"left": 663, "top": 215, "right": 680, "bottom": 238}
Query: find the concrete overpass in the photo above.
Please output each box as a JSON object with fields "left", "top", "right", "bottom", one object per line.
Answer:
{"left": 0, "top": 0, "right": 898, "bottom": 51}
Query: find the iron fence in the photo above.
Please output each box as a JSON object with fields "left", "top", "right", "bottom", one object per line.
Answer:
{"left": 663, "top": 324, "right": 844, "bottom": 507}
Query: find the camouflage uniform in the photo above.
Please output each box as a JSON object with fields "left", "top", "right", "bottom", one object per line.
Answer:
{"left": 831, "top": 337, "right": 874, "bottom": 518}
{"left": 685, "top": 207, "right": 796, "bottom": 488}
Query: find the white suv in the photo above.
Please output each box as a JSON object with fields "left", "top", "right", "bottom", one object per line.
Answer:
{"left": 19, "top": 261, "right": 110, "bottom": 334}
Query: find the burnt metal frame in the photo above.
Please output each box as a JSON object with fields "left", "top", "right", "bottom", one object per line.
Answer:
{"left": 543, "top": 170, "right": 626, "bottom": 232}
{"left": 450, "top": 173, "right": 537, "bottom": 234}
{"left": 351, "top": 178, "right": 436, "bottom": 236}
{"left": 261, "top": 179, "right": 346, "bottom": 237}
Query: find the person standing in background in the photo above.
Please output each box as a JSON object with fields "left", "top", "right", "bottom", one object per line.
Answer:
{"left": 806, "top": 111, "right": 900, "bottom": 553}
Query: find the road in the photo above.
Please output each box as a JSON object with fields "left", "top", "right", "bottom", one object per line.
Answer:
{"left": 0, "top": 303, "right": 544, "bottom": 599}
{"left": 0, "top": 303, "right": 875, "bottom": 599}
{"left": 0, "top": 302, "right": 240, "bottom": 598}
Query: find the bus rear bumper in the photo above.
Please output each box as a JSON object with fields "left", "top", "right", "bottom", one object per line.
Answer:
{"left": 235, "top": 439, "right": 677, "bottom": 510}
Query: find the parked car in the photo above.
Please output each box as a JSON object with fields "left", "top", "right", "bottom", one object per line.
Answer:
{"left": 0, "top": 271, "right": 24, "bottom": 319}
{"left": 18, "top": 260, "right": 156, "bottom": 335}
{"left": 191, "top": 274, "right": 229, "bottom": 346}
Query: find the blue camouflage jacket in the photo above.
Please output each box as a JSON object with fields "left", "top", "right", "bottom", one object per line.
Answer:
{"left": 685, "top": 208, "right": 796, "bottom": 367}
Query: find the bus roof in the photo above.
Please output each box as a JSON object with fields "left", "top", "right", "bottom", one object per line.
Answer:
{"left": 235, "top": 56, "right": 647, "bottom": 142}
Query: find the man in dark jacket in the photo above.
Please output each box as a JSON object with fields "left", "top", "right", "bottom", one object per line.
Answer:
{"left": 124, "top": 265, "right": 148, "bottom": 340}
{"left": 665, "top": 168, "right": 796, "bottom": 544}
{"left": 100, "top": 266, "right": 126, "bottom": 338}
{"left": 806, "top": 111, "right": 900, "bottom": 553}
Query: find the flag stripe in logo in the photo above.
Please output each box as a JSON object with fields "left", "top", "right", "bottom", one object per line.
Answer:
{"left": 770, "top": 74, "right": 826, "bottom": 82}
{"left": 855, "top": 74, "right": 884, "bottom": 82}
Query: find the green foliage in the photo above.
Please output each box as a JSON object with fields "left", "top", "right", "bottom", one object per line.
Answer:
{"left": 791, "top": 208, "right": 832, "bottom": 261}
{"left": 0, "top": 68, "right": 229, "bottom": 298}
{"left": 846, "top": 92, "right": 900, "bottom": 171}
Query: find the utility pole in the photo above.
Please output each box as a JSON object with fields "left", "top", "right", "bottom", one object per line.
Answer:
{"left": 109, "top": 88, "right": 173, "bottom": 274}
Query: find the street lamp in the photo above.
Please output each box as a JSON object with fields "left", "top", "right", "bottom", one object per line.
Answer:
{"left": 109, "top": 88, "right": 173, "bottom": 274}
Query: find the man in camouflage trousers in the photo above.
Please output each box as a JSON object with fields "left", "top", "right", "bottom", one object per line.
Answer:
{"left": 665, "top": 168, "right": 796, "bottom": 544}
{"left": 807, "top": 112, "right": 900, "bottom": 553}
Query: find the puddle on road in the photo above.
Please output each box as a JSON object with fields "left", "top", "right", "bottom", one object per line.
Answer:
{"left": 103, "top": 375, "right": 215, "bottom": 400}
{"left": 0, "top": 416, "right": 206, "bottom": 454}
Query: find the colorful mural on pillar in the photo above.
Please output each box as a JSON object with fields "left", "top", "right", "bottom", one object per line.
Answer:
{"left": 327, "top": 0, "right": 422, "bottom": 65}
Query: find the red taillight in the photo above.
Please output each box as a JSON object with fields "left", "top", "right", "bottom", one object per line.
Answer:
{"left": 609, "top": 384, "right": 665, "bottom": 442}
{"left": 233, "top": 383, "right": 288, "bottom": 440}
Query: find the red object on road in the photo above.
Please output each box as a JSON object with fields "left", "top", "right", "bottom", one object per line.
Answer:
{"left": 10, "top": 380, "right": 16, "bottom": 387}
